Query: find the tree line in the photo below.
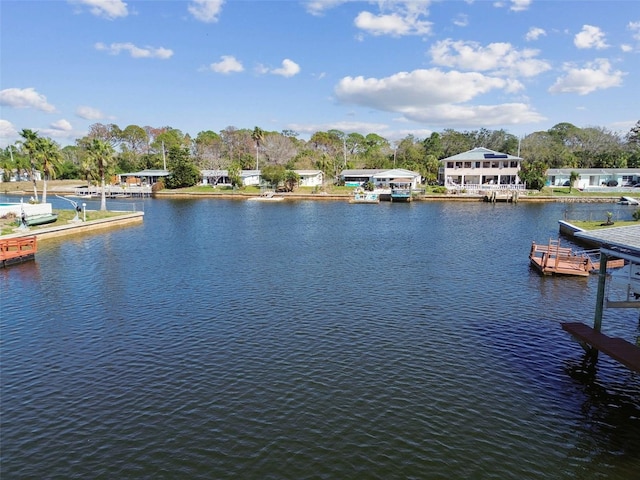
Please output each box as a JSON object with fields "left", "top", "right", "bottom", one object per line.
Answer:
{"left": 1, "top": 121, "right": 639, "bottom": 196}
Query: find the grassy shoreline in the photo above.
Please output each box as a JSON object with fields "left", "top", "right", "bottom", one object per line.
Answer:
{"left": 3, "top": 180, "right": 639, "bottom": 199}
{"left": 3, "top": 181, "right": 638, "bottom": 235}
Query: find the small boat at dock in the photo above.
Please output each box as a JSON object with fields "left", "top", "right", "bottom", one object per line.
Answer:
{"left": 247, "top": 191, "right": 284, "bottom": 202}
{"left": 349, "top": 189, "right": 379, "bottom": 204}
{"left": 617, "top": 196, "right": 639, "bottom": 205}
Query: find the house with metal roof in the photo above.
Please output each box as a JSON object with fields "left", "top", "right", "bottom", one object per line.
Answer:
{"left": 290, "top": 170, "right": 323, "bottom": 187}
{"left": 439, "top": 147, "right": 524, "bottom": 190}
{"left": 200, "top": 169, "right": 324, "bottom": 188}
{"left": 546, "top": 168, "right": 640, "bottom": 189}
{"left": 340, "top": 168, "right": 422, "bottom": 189}
{"left": 117, "top": 169, "right": 169, "bottom": 186}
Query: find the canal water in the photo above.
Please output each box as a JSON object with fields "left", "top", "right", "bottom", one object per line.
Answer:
{"left": 1, "top": 197, "right": 639, "bottom": 479}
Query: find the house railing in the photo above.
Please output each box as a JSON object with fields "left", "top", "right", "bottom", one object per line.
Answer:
{"left": 446, "top": 184, "right": 526, "bottom": 191}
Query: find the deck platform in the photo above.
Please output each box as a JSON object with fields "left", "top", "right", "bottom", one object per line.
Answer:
{"left": 530, "top": 240, "right": 592, "bottom": 276}
{"left": 0, "top": 236, "right": 37, "bottom": 268}
{"left": 562, "top": 322, "right": 640, "bottom": 373}
{"left": 530, "top": 239, "right": 624, "bottom": 276}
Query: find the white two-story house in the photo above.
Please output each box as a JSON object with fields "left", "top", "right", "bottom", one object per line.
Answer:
{"left": 439, "top": 147, "right": 524, "bottom": 190}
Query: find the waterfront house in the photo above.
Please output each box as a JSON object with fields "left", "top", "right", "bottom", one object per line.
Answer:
{"left": 117, "top": 169, "right": 169, "bottom": 186}
{"left": 295, "top": 170, "right": 324, "bottom": 188}
{"left": 439, "top": 147, "right": 524, "bottom": 190}
{"left": 201, "top": 170, "right": 232, "bottom": 186}
{"left": 340, "top": 168, "right": 422, "bottom": 189}
{"left": 546, "top": 168, "right": 640, "bottom": 189}
{"left": 200, "top": 169, "right": 323, "bottom": 188}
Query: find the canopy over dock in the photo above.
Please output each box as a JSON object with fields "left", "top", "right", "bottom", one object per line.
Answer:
{"left": 563, "top": 225, "right": 640, "bottom": 371}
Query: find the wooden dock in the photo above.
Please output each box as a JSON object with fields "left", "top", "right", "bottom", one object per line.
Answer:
{"left": 530, "top": 239, "right": 592, "bottom": 276}
{"left": 529, "top": 239, "right": 624, "bottom": 276}
{"left": 562, "top": 322, "right": 640, "bottom": 373}
{"left": 0, "top": 236, "right": 37, "bottom": 268}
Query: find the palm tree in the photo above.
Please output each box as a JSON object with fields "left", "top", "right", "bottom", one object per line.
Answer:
{"left": 36, "top": 137, "right": 62, "bottom": 204}
{"left": 86, "top": 138, "right": 114, "bottom": 211}
{"left": 18, "top": 129, "right": 40, "bottom": 202}
{"left": 251, "top": 127, "right": 265, "bottom": 170}
{"left": 569, "top": 171, "right": 579, "bottom": 193}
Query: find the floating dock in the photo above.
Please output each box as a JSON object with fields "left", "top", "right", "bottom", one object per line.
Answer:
{"left": 529, "top": 238, "right": 624, "bottom": 276}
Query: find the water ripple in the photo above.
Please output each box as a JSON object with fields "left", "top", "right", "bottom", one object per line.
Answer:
{"left": 2, "top": 200, "right": 639, "bottom": 479}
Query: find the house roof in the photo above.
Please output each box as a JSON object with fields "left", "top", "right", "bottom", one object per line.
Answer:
{"left": 372, "top": 168, "right": 420, "bottom": 179}
{"left": 340, "top": 168, "right": 420, "bottom": 178}
{"left": 547, "top": 168, "right": 640, "bottom": 176}
{"left": 120, "top": 169, "right": 169, "bottom": 177}
{"left": 442, "top": 147, "right": 522, "bottom": 162}
{"left": 575, "top": 225, "right": 640, "bottom": 261}
{"left": 294, "top": 170, "right": 323, "bottom": 176}
{"left": 341, "top": 169, "right": 386, "bottom": 176}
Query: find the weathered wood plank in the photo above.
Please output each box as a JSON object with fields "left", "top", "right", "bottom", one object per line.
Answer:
{"left": 562, "top": 322, "right": 640, "bottom": 372}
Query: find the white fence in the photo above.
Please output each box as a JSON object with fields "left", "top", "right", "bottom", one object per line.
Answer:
{"left": 446, "top": 183, "right": 526, "bottom": 192}
{"left": 74, "top": 185, "right": 152, "bottom": 197}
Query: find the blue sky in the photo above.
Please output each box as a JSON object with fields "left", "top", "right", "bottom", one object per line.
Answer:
{"left": 1, "top": 0, "right": 639, "bottom": 147}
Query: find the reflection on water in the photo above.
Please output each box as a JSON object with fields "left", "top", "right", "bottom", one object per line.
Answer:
{"left": 1, "top": 198, "right": 639, "bottom": 479}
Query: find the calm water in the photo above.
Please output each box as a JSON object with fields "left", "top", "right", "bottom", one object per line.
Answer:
{"left": 1, "top": 197, "right": 639, "bottom": 479}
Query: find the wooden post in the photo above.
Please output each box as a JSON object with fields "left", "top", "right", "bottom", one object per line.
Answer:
{"left": 587, "top": 251, "right": 609, "bottom": 363}
{"left": 593, "top": 251, "right": 608, "bottom": 333}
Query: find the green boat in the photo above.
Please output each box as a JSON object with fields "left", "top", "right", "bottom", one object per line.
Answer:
{"left": 22, "top": 213, "right": 59, "bottom": 227}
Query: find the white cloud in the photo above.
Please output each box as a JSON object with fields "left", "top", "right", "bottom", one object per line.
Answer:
{"left": 549, "top": 59, "right": 625, "bottom": 95}
{"left": 354, "top": 11, "right": 432, "bottom": 36}
{"left": 50, "top": 119, "right": 73, "bottom": 131}
{"left": 270, "top": 59, "right": 301, "bottom": 78}
{"left": 208, "top": 55, "right": 244, "bottom": 74}
{"left": 493, "top": 0, "right": 531, "bottom": 11}
{"left": 0, "top": 119, "right": 18, "bottom": 147}
{"left": 453, "top": 14, "right": 468, "bottom": 27}
{"left": 405, "top": 103, "right": 544, "bottom": 126}
{"left": 76, "top": 106, "right": 104, "bottom": 120}
{"left": 429, "top": 39, "right": 551, "bottom": 78}
{"left": 624, "top": 21, "right": 640, "bottom": 52}
{"left": 256, "top": 59, "right": 301, "bottom": 77}
{"left": 335, "top": 69, "right": 506, "bottom": 108}
{"left": 188, "top": 0, "right": 224, "bottom": 23}
{"left": 69, "top": 0, "right": 128, "bottom": 20}
{"left": 289, "top": 120, "right": 390, "bottom": 136}
{"left": 509, "top": 0, "right": 531, "bottom": 12}
{"left": 0, "top": 87, "right": 56, "bottom": 113}
{"left": 629, "top": 21, "right": 640, "bottom": 41}
{"left": 574, "top": 25, "right": 609, "bottom": 49}
{"left": 333, "top": 68, "right": 545, "bottom": 127}
{"left": 525, "top": 27, "right": 546, "bottom": 41}
{"left": 95, "top": 42, "right": 173, "bottom": 59}
{"left": 303, "top": 0, "right": 348, "bottom": 16}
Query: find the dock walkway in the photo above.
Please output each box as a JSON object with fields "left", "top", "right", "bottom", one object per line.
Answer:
{"left": 562, "top": 322, "right": 640, "bottom": 372}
